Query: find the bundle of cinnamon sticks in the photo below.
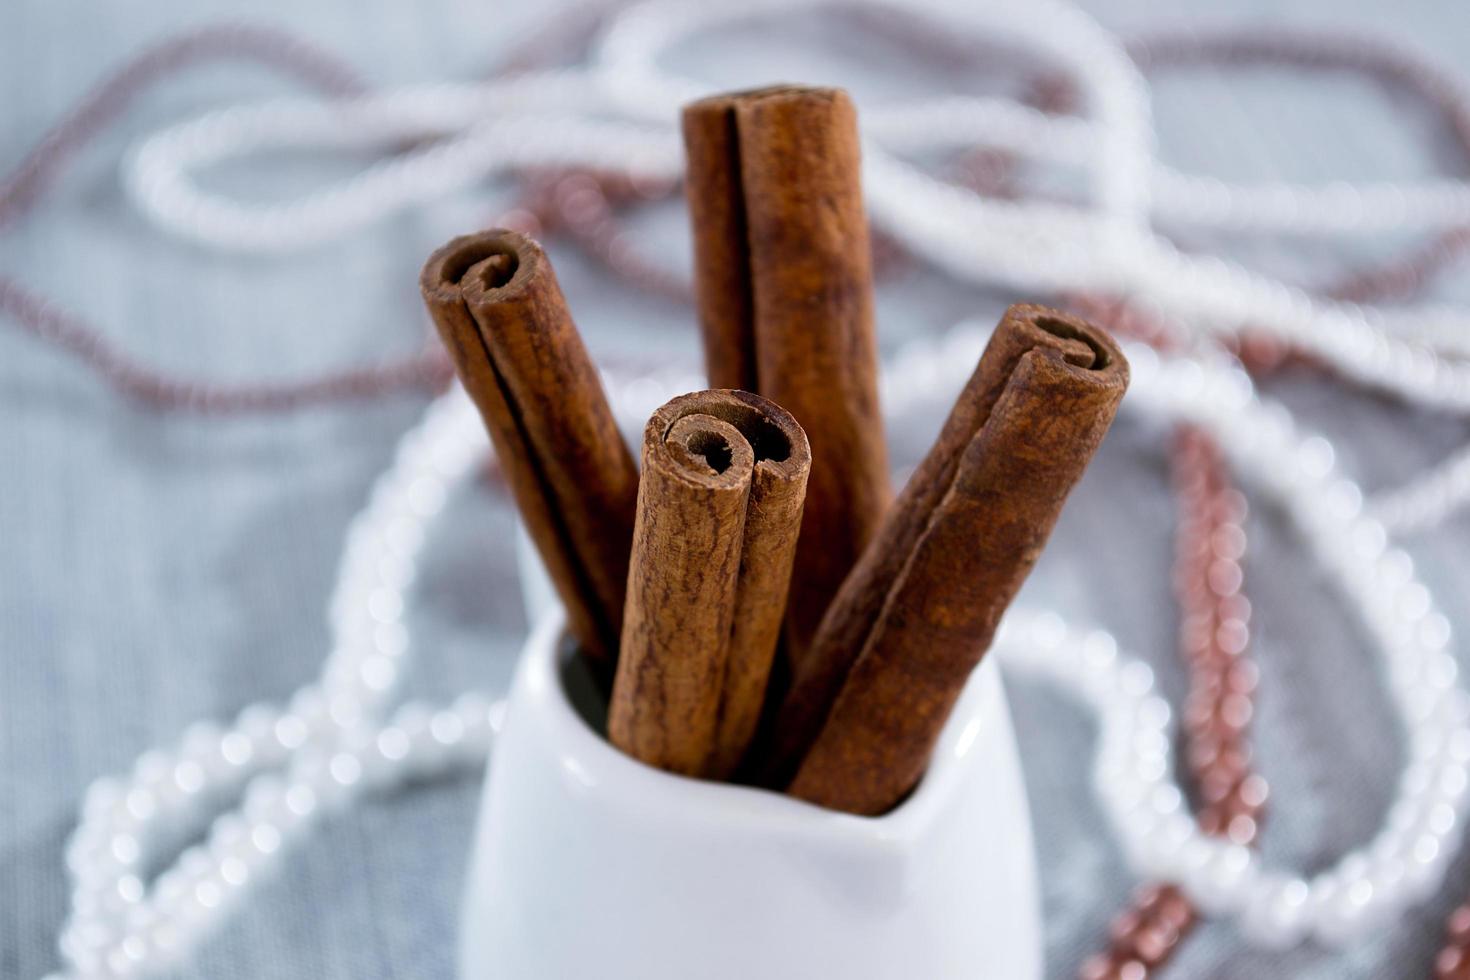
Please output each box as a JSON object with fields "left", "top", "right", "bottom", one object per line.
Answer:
{"left": 420, "top": 84, "right": 1128, "bottom": 817}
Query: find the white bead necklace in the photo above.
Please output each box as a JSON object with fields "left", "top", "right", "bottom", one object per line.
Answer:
{"left": 118, "top": 0, "right": 1470, "bottom": 527}
{"left": 123, "top": 0, "right": 1470, "bottom": 407}
{"left": 45, "top": 329, "right": 1469, "bottom": 978}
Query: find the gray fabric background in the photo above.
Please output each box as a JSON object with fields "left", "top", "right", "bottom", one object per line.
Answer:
{"left": 4, "top": 1, "right": 1470, "bottom": 977}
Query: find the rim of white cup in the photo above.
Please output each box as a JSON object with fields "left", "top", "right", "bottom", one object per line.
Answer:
{"left": 515, "top": 608, "right": 1004, "bottom": 849}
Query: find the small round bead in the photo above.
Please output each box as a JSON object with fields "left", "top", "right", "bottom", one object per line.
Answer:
{"left": 1438, "top": 947, "right": 1470, "bottom": 979}
{"left": 1078, "top": 953, "right": 1117, "bottom": 980}
{"left": 1448, "top": 904, "right": 1470, "bottom": 942}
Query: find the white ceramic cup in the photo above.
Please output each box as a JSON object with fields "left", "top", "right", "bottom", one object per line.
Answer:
{"left": 459, "top": 535, "right": 1043, "bottom": 979}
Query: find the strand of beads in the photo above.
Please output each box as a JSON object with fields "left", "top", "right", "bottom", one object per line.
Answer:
{"left": 872, "top": 323, "right": 1470, "bottom": 949}
{"left": 1135, "top": 347, "right": 1470, "bottom": 947}
{"left": 596, "top": 0, "right": 1470, "bottom": 402}
{"left": 0, "top": 28, "right": 457, "bottom": 413}
{"left": 52, "top": 389, "right": 493, "bottom": 979}
{"left": 1079, "top": 426, "right": 1268, "bottom": 979}
{"left": 884, "top": 18, "right": 1470, "bottom": 536}
{"left": 591, "top": 0, "right": 1470, "bottom": 405}
{"left": 0, "top": 24, "right": 367, "bottom": 229}
{"left": 1323, "top": 229, "right": 1470, "bottom": 305}
{"left": 1368, "top": 445, "right": 1470, "bottom": 537}
{"left": 1437, "top": 904, "right": 1470, "bottom": 978}
{"left": 115, "top": 0, "right": 1470, "bottom": 412}
{"left": 57, "top": 695, "right": 499, "bottom": 980}
{"left": 0, "top": 274, "right": 450, "bottom": 411}
{"left": 49, "top": 333, "right": 1470, "bottom": 979}
{"left": 497, "top": 168, "right": 692, "bottom": 304}
{"left": 1067, "top": 288, "right": 1470, "bottom": 537}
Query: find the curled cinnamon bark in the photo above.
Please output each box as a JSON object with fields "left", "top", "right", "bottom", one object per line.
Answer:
{"left": 609, "top": 390, "right": 810, "bottom": 779}
{"left": 769, "top": 304, "right": 1129, "bottom": 814}
{"left": 420, "top": 230, "right": 639, "bottom": 667}
{"left": 683, "top": 85, "right": 890, "bottom": 664}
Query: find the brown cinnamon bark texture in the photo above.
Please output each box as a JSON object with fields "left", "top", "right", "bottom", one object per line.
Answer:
{"left": 769, "top": 304, "right": 1129, "bottom": 815}
{"left": 609, "top": 390, "right": 810, "bottom": 779}
{"left": 419, "top": 230, "right": 639, "bottom": 667}
{"left": 683, "top": 85, "right": 890, "bottom": 663}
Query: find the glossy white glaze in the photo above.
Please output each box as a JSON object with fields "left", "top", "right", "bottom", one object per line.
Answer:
{"left": 460, "top": 538, "right": 1042, "bottom": 979}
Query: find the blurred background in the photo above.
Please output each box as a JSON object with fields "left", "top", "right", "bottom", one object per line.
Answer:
{"left": 5, "top": 1, "right": 1470, "bottom": 977}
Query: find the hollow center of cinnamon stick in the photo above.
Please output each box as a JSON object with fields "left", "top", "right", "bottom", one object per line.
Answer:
{"left": 436, "top": 240, "right": 521, "bottom": 289}
{"left": 473, "top": 251, "right": 519, "bottom": 289}
{"left": 682, "top": 429, "right": 735, "bottom": 474}
{"left": 697, "top": 400, "right": 792, "bottom": 464}
{"left": 1035, "top": 314, "right": 1112, "bottom": 369}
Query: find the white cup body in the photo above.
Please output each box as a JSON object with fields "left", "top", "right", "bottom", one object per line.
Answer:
{"left": 460, "top": 533, "right": 1042, "bottom": 979}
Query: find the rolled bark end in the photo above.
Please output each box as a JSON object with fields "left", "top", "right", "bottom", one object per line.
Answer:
{"left": 655, "top": 388, "right": 807, "bottom": 472}
{"left": 419, "top": 229, "right": 639, "bottom": 668}
{"left": 683, "top": 84, "right": 889, "bottom": 668}
{"left": 769, "top": 304, "right": 1128, "bottom": 814}
{"left": 1009, "top": 303, "right": 1124, "bottom": 375}
{"left": 662, "top": 413, "right": 756, "bottom": 488}
{"left": 611, "top": 389, "right": 810, "bottom": 779}
{"left": 421, "top": 228, "right": 529, "bottom": 297}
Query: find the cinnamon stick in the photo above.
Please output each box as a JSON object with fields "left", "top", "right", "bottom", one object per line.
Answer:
{"left": 683, "top": 85, "right": 890, "bottom": 663}
{"left": 419, "top": 229, "right": 639, "bottom": 667}
{"left": 609, "top": 390, "right": 810, "bottom": 779}
{"left": 768, "top": 304, "right": 1129, "bottom": 814}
